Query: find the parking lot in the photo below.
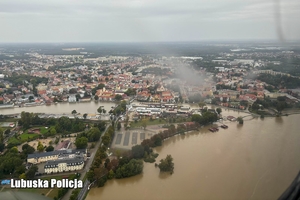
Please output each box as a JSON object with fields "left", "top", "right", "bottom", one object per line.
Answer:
{"left": 112, "top": 130, "right": 154, "bottom": 149}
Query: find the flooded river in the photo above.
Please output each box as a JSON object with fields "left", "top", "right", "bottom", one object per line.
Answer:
{"left": 0, "top": 101, "right": 115, "bottom": 115}
{"left": 87, "top": 111, "right": 300, "bottom": 200}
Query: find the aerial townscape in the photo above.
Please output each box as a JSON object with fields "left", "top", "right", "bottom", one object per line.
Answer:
{"left": 0, "top": 42, "right": 300, "bottom": 200}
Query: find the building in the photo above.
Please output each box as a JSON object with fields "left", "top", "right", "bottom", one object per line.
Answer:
{"left": 68, "top": 95, "right": 77, "bottom": 102}
{"left": 55, "top": 140, "right": 71, "bottom": 151}
{"left": 27, "top": 149, "right": 87, "bottom": 164}
{"left": 44, "top": 157, "right": 84, "bottom": 174}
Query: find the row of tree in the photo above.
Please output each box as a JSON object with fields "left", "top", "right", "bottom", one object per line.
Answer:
{"left": 257, "top": 74, "right": 300, "bottom": 89}
{"left": 18, "top": 112, "right": 86, "bottom": 134}
{"left": 250, "top": 96, "right": 292, "bottom": 114}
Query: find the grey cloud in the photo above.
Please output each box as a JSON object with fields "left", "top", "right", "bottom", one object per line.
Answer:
{"left": 0, "top": 0, "right": 299, "bottom": 42}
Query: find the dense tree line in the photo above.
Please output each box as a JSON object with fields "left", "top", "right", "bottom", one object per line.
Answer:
{"left": 191, "top": 111, "right": 218, "bottom": 125}
{"left": 0, "top": 128, "right": 4, "bottom": 152}
{"left": 18, "top": 112, "right": 86, "bottom": 134}
{"left": 257, "top": 74, "right": 300, "bottom": 89}
{"left": 250, "top": 96, "right": 292, "bottom": 114}
{"left": 76, "top": 127, "right": 102, "bottom": 142}
{"left": 141, "top": 122, "right": 201, "bottom": 149}
{"left": 0, "top": 143, "right": 40, "bottom": 179}
{"left": 4, "top": 74, "right": 48, "bottom": 87}
{"left": 86, "top": 125, "right": 113, "bottom": 187}
{"left": 115, "top": 159, "right": 143, "bottom": 179}
{"left": 54, "top": 174, "right": 79, "bottom": 200}
{"left": 86, "top": 124, "right": 146, "bottom": 187}
{"left": 111, "top": 100, "right": 127, "bottom": 115}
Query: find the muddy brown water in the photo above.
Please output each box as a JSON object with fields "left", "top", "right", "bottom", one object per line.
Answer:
{"left": 86, "top": 112, "right": 300, "bottom": 200}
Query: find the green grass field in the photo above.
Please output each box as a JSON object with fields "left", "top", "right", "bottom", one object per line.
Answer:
{"left": 130, "top": 119, "right": 167, "bottom": 128}
{"left": 47, "top": 188, "right": 59, "bottom": 198}
{"left": 8, "top": 133, "right": 39, "bottom": 144}
{"left": 40, "top": 127, "right": 49, "bottom": 134}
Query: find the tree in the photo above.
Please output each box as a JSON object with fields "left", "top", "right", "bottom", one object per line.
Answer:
{"left": 117, "top": 122, "right": 121, "bottom": 130}
{"left": 83, "top": 113, "right": 88, "bottom": 119}
{"left": 29, "top": 96, "right": 34, "bottom": 101}
{"left": 237, "top": 117, "right": 244, "bottom": 124}
{"left": 75, "top": 137, "right": 88, "bottom": 149}
{"left": 158, "top": 155, "right": 174, "bottom": 172}
{"left": 49, "top": 127, "right": 57, "bottom": 135}
{"left": 97, "top": 106, "right": 104, "bottom": 114}
{"left": 72, "top": 110, "right": 77, "bottom": 115}
{"left": 276, "top": 101, "right": 286, "bottom": 114}
{"left": 45, "top": 145, "right": 54, "bottom": 152}
{"left": 87, "top": 127, "right": 101, "bottom": 142}
{"left": 108, "top": 169, "right": 115, "bottom": 179}
{"left": 141, "top": 119, "right": 147, "bottom": 130}
{"left": 198, "top": 101, "right": 206, "bottom": 109}
{"left": 94, "top": 95, "right": 99, "bottom": 101}
{"left": 19, "top": 173, "right": 26, "bottom": 179}
{"left": 131, "top": 145, "right": 145, "bottom": 159}
{"left": 216, "top": 108, "right": 222, "bottom": 115}
{"left": 37, "top": 141, "right": 44, "bottom": 152}
{"left": 87, "top": 170, "right": 95, "bottom": 182}
{"left": 25, "top": 165, "right": 38, "bottom": 179}
{"left": 22, "top": 144, "right": 35, "bottom": 155}
{"left": 114, "top": 94, "right": 123, "bottom": 101}
{"left": 4, "top": 129, "right": 10, "bottom": 135}
{"left": 94, "top": 167, "right": 108, "bottom": 180}
{"left": 115, "top": 159, "right": 143, "bottom": 179}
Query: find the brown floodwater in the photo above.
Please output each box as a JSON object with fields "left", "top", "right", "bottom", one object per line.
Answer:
{"left": 87, "top": 111, "right": 300, "bottom": 200}
{"left": 0, "top": 101, "right": 115, "bottom": 115}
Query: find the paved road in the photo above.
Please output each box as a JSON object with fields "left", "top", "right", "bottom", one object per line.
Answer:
{"left": 62, "top": 122, "right": 112, "bottom": 200}
{"left": 77, "top": 180, "right": 90, "bottom": 200}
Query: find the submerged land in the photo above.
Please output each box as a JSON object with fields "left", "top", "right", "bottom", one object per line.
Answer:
{"left": 0, "top": 42, "right": 300, "bottom": 200}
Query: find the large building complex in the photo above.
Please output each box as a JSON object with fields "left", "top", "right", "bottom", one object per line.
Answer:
{"left": 27, "top": 149, "right": 87, "bottom": 164}
{"left": 44, "top": 157, "right": 84, "bottom": 174}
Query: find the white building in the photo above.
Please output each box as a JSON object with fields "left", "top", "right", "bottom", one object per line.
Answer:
{"left": 44, "top": 157, "right": 84, "bottom": 174}
{"left": 68, "top": 95, "right": 77, "bottom": 102}
{"left": 27, "top": 149, "right": 87, "bottom": 164}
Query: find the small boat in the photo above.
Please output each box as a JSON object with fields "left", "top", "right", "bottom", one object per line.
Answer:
{"left": 221, "top": 125, "right": 228, "bottom": 129}
{"left": 209, "top": 128, "right": 219, "bottom": 132}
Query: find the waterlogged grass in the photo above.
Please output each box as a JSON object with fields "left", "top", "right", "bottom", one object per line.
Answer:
{"left": 130, "top": 117, "right": 192, "bottom": 128}
{"left": 130, "top": 119, "right": 167, "bottom": 128}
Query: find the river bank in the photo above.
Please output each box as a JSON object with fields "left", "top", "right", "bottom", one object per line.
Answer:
{"left": 0, "top": 101, "right": 116, "bottom": 115}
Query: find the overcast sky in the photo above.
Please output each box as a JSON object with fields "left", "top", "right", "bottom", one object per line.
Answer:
{"left": 0, "top": 0, "right": 299, "bottom": 43}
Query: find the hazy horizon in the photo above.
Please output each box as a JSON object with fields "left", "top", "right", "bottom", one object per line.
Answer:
{"left": 0, "top": 0, "right": 299, "bottom": 43}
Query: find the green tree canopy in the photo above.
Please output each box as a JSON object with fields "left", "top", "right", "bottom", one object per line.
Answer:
{"left": 158, "top": 155, "right": 174, "bottom": 172}
{"left": 75, "top": 137, "right": 88, "bottom": 149}
{"left": 45, "top": 145, "right": 54, "bottom": 152}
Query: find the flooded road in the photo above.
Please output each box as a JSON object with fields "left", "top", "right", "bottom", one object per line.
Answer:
{"left": 87, "top": 112, "right": 300, "bottom": 200}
